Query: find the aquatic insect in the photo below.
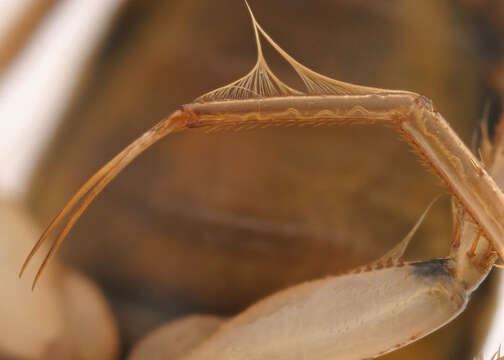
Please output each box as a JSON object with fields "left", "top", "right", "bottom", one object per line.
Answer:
{"left": 20, "top": 2, "right": 504, "bottom": 359}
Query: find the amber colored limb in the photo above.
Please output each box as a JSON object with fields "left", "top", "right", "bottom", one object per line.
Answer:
{"left": 23, "top": 90, "right": 504, "bottom": 287}
{"left": 186, "top": 92, "right": 504, "bottom": 261}
{"left": 19, "top": 144, "right": 127, "bottom": 278}
{"left": 22, "top": 111, "right": 187, "bottom": 288}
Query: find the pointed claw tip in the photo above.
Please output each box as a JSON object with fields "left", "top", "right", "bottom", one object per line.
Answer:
{"left": 31, "top": 270, "right": 42, "bottom": 291}
{"left": 19, "top": 260, "right": 29, "bottom": 279}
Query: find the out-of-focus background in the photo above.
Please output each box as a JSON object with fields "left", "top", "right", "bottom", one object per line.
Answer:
{"left": 1, "top": 0, "right": 504, "bottom": 359}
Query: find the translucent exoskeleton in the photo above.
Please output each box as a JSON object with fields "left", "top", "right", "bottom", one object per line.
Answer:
{"left": 20, "top": 2, "right": 504, "bottom": 359}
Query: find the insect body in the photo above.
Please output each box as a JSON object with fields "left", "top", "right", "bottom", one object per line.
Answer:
{"left": 185, "top": 260, "right": 468, "bottom": 359}
{"left": 21, "top": 3, "right": 504, "bottom": 359}
{"left": 181, "top": 189, "right": 498, "bottom": 359}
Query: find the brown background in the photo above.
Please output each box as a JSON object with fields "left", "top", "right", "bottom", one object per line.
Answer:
{"left": 24, "top": 0, "right": 504, "bottom": 358}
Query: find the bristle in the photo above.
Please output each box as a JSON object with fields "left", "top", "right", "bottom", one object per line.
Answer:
{"left": 196, "top": 0, "right": 388, "bottom": 104}
{"left": 397, "top": 126, "right": 445, "bottom": 182}
{"left": 380, "top": 196, "right": 441, "bottom": 262}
